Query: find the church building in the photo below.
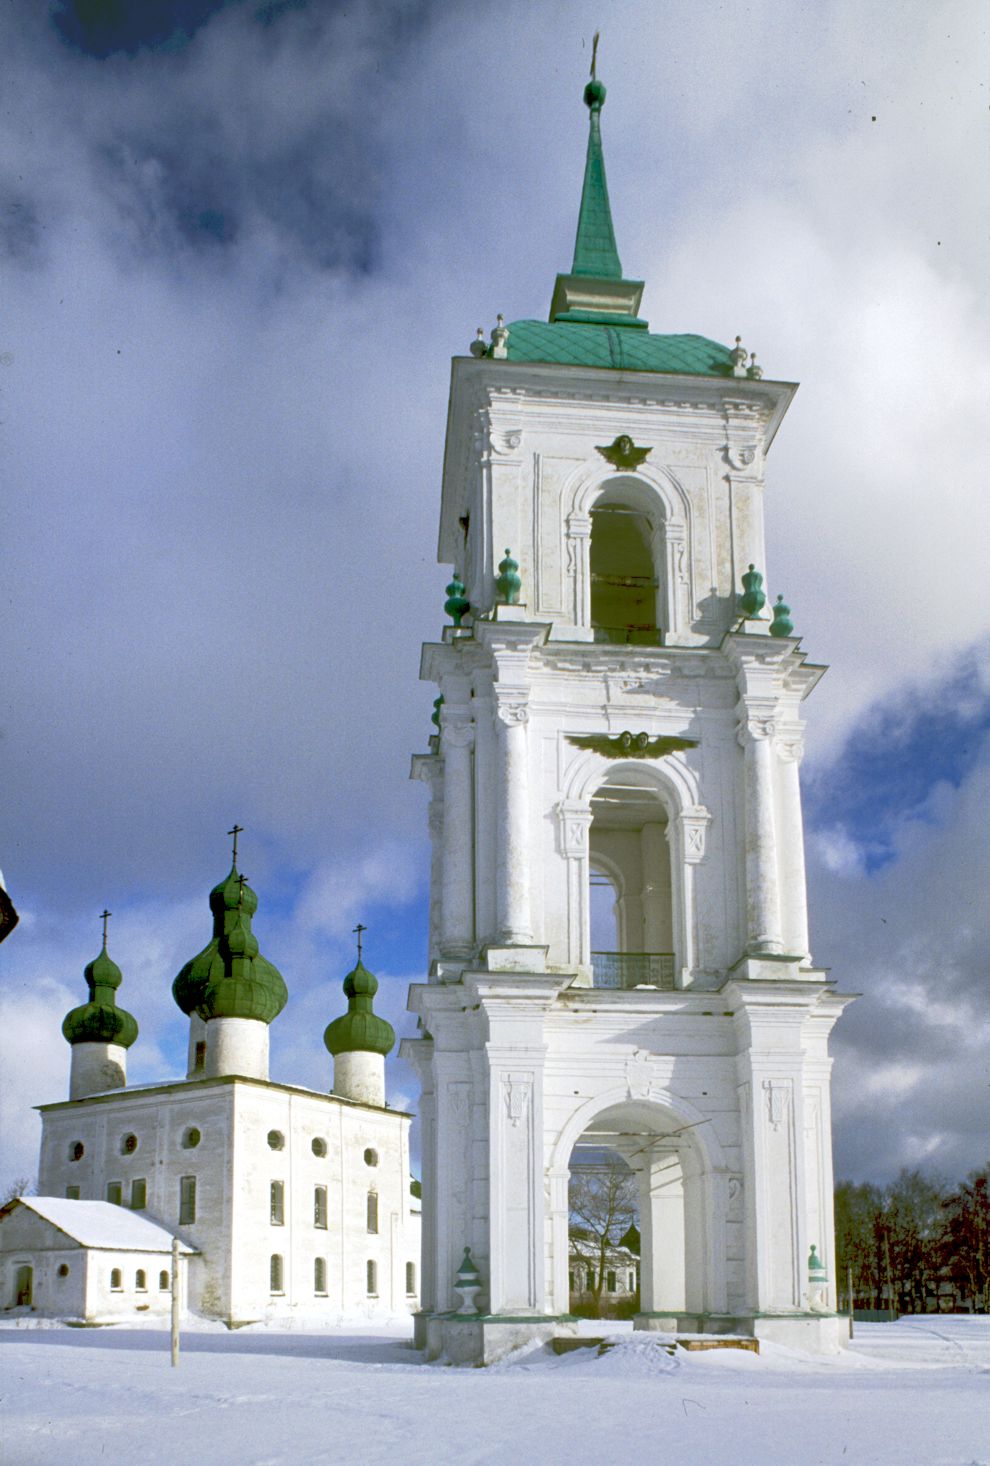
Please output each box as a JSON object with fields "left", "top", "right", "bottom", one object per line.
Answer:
{"left": 403, "top": 66, "right": 853, "bottom": 1363}
{"left": 1, "top": 848, "right": 420, "bottom": 1327}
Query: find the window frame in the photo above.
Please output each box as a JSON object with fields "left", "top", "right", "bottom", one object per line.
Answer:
{"left": 179, "top": 1175, "right": 197, "bottom": 1225}
{"left": 270, "top": 1179, "right": 285, "bottom": 1226}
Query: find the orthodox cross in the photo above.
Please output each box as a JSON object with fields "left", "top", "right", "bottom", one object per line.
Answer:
{"left": 235, "top": 873, "right": 249, "bottom": 909}
{"left": 590, "top": 29, "right": 600, "bottom": 80}
{"left": 353, "top": 923, "right": 367, "bottom": 961}
{"left": 100, "top": 908, "right": 112, "bottom": 945}
{"left": 228, "top": 823, "right": 243, "bottom": 865}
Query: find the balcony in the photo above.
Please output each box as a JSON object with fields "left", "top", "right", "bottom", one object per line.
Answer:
{"left": 591, "top": 952, "right": 675, "bottom": 991}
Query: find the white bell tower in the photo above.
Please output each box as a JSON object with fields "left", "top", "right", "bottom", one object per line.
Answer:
{"left": 403, "top": 68, "right": 853, "bottom": 1364}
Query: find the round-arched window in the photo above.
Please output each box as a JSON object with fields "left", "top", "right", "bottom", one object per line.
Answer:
{"left": 69, "top": 1141, "right": 85, "bottom": 1162}
{"left": 363, "top": 1147, "right": 379, "bottom": 1167}
{"left": 311, "top": 1137, "right": 327, "bottom": 1158}
{"left": 181, "top": 1127, "right": 201, "bottom": 1150}
{"left": 57, "top": 1264, "right": 70, "bottom": 1279}
{"left": 267, "top": 1130, "right": 285, "bottom": 1151}
{"left": 121, "top": 1133, "right": 138, "bottom": 1155}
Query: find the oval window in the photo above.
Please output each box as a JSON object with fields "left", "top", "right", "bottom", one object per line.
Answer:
{"left": 121, "top": 1133, "right": 138, "bottom": 1155}
{"left": 267, "top": 1130, "right": 285, "bottom": 1151}
{"left": 181, "top": 1127, "right": 201, "bottom": 1150}
{"left": 58, "top": 1264, "right": 70, "bottom": 1279}
{"left": 363, "top": 1147, "right": 379, "bottom": 1168}
{"left": 311, "top": 1138, "right": 327, "bottom": 1158}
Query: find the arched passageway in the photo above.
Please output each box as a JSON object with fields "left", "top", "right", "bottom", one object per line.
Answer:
{"left": 555, "top": 1096, "right": 718, "bottom": 1322}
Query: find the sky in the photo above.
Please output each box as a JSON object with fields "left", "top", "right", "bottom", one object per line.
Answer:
{"left": 2, "top": 0, "right": 988, "bottom": 1194}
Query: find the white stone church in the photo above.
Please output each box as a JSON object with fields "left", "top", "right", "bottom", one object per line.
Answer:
{"left": 402, "top": 67, "right": 853, "bottom": 1362}
{"left": 1, "top": 858, "right": 421, "bottom": 1326}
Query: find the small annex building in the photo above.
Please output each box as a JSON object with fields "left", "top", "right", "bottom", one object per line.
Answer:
{"left": 1, "top": 851, "right": 421, "bottom": 1327}
{"left": 0, "top": 1198, "right": 196, "bottom": 1323}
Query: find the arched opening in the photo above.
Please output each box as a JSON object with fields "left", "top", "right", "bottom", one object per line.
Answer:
{"left": 567, "top": 1139, "right": 639, "bottom": 1319}
{"left": 589, "top": 768, "right": 675, "bottom": 989}
{"left": 589, "top": 494, "right": 661, "bottom": 645}
{"left": 562, "top": 1098, "right": 712, "bottom": 1322}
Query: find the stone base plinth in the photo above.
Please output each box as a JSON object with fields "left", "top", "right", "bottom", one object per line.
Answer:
{"left": 634, "top": 1311, "right": 846, "bottom": 1354}
{"left": 422, "top": 1313, "right": 578, "bottom": 1365}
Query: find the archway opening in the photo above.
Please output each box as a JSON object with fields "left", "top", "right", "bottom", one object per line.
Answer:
{"left": 568, "top": 1140, "right": 639, "bottom": 1319}
{"left": 589, "top": 500, "right": 659, "bottom": 645}
{"left": 565, "top": 1099, "right": 707, "bottom": 1321}
{"left": 588, "top": 768, "right": 674, "bottom": 989}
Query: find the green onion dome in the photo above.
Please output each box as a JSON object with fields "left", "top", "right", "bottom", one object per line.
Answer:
{"left": 62, "top": 942, "right": 139, "bottom": 1048}
{"left": 172, "top": 864, "right": 287, "bottom": 1025}
{"left": 323, "top": 960, "right": 395, "bottom": 1058}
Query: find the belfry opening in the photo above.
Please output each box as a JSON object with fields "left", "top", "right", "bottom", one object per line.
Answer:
{"left": 588, "top": 767, "right": 675, "bottom": 990}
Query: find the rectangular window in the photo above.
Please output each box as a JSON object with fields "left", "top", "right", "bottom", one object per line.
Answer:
{"left": 314, "top": 1185, "right": 328, "bottom": 1229}
{"left": 106, "top": 1181, "right": 122, "bottom": 1206}
{"left": 179, "top": 1175, "right": 196, "bottom": 1225}
{"left": 270, "top": 1254, "right": 284, "bottom": 1294}
{"left": 130, "top": 1178, "right": 147, "bottom": 1211}
{"left": 405, "top": 1261, "right": 416, "bottom": 1296}
{"left": 194, "top": 1040, "right": 206, "bottom": 1071}
{"left": 607, "top": 1270, "right": 617, "bottom": 1293}
{"left": 586, "top": 1268, "right": 594, "bottom": 1290}
{"left": 65, "top": 1185, "right": 80, "bottom": 1201}
{"left": 270, "top": 1180, "right": 285, "bottom": 1225}
{"left": 366, "top": 1259, "right": 377, "bottom": 1296}
{"left": 314, "top": 1257, "right": 327, "bottom": 1295}
{"left": 366, "top": 1191, "right": 379, "bottom": 1235}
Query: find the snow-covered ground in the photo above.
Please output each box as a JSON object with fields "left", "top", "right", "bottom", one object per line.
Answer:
{"left": 2, "top": 1316, "right": 988, "bottom": 1466}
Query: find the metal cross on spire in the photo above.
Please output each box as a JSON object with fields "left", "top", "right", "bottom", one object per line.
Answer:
{"left": 353, "top": 923, "right": 367, "bottom": 961}
{"left": 590, "top": 29, "right": 600, "bottom": 80}
{"left": 100, "top": 908, "right": 112, "bottom": 946}
{"left": 228, "top": 824, "right": 244, "bottom": 865}
{"left": 235, "top": 873, "right": 249, "bottom": 909}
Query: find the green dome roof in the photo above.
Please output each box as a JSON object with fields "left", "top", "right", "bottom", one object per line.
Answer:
{"left": 172, "top": 863, "right": 287, "bottom": 1025}
{"left": 62, "top": 942, "right": 138, "bottom": 1048}
{"left": 500, "top": 320, "right": 734, "bottom": 376}
{"left": 323, "top": 959, "right": 395, "bottom": 1058}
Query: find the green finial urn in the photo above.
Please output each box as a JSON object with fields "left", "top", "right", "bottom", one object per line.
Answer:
{"left": 740, "top": 564, "right": 766, "bottom": 618}
{"left": 496, "top": 548, "right": 522, "bottom": 605}
{"left": 444, "top": 572, "right": 469, "bottom": 627}
{"left": 769, "top": 594, "right": 794, "bottom": 637}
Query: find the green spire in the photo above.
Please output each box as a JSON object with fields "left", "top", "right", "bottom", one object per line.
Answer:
{"left": 548, "top": 57, "right": 646, "bottom": 328}
{"left": 323, "top": 957, "right": 395, "bottom": 1059}
{"left": 172, "top": 861, "right": 287, "bottom": 1025}
{"left": 571, "top": 77, "right": 622, "bottom": 279}
{"left": 62, "top": 916, "right": 138, "bottom": 1048}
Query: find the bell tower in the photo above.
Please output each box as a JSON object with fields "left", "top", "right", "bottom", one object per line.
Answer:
{"left": 403, "top": 67, "right": 852, "bottom": 1364}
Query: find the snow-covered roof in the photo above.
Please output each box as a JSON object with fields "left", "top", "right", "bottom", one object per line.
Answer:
{"left": 3, "top": 1198, "right": 197, "bottom": 1254}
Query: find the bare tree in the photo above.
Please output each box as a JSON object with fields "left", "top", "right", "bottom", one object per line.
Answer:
{"left": 569, "top": 1155, "right": 638, "bottom": 1316}
{"left": 1, "top": 1176, "right": 35, "bottom": 1207}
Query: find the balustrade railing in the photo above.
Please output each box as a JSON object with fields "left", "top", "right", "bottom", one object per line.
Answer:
{"left": 590, "top": 952, "right": 675, "bottom": 990}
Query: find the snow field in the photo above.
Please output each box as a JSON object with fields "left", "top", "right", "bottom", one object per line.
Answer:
{"left": 1, "top": 1316, "right": 988, "bottom": 1466}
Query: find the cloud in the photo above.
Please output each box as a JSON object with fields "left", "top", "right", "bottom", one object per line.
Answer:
{"left": 2, "top": 0, "right": 987, "bottom": 1190}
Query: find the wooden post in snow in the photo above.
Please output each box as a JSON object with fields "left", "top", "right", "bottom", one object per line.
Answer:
{"left": 171, "top": 1236, "right": 180, "bottom": 1367}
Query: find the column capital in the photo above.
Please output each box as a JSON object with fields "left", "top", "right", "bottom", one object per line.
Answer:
{"left": 494, "top": 692, "right": 529, "bottom": 727}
